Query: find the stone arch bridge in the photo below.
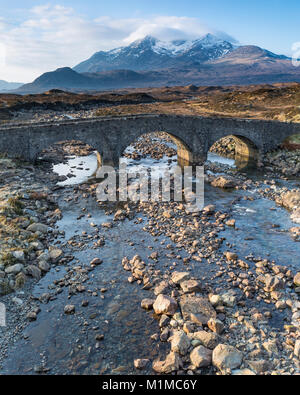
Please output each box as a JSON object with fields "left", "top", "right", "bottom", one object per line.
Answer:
{"left": 0, "top": 114, "right": 299, "bottom": 168}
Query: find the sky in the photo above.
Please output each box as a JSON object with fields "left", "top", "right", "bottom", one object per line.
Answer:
{"left": 0, "top": 0, "right": 299, "bottom": 82}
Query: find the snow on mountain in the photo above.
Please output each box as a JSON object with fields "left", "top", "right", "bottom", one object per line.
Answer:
{"left": 74, "top": 34, "right": 237, "bottom": 73}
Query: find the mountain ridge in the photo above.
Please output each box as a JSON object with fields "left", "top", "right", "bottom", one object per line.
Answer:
{"left": 74, "top": 34, "right": 236, "bottom": 73}
{"left": 11, "top": 35, "right": 300, "bottom": 94}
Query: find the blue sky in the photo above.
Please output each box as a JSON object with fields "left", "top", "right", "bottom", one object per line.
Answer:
{"left": 0, "top": 0, "right": 299, "bottom": 81}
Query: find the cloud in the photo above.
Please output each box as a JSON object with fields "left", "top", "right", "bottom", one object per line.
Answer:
{"left": 0, "top": 4, "right": 236, "bottom": 82}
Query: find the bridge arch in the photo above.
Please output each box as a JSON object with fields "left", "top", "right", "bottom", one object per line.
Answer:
{"left": 209, "top": 134, "right": 259, "bottom": 168}
{"left": 119, "top": 130, "right": 194, "bottom": 168}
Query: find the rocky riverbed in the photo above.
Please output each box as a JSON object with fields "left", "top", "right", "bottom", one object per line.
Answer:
{"left": 0, "top": 133, "right": 299, "bottom": 375}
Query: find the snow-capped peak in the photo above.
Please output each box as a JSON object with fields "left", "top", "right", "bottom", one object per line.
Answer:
{"left": 124, "top": 34, "right": 235, "bottom": 57}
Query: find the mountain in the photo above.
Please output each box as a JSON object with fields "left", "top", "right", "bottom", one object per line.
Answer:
{"left": 12, "top": 35, "right": 300, "bottom": 94}
{"left": 0, "top": 80, "right": 23, "bottom": 92}
{"left": 74, "top": 34, "right": 235, "bottom": 73}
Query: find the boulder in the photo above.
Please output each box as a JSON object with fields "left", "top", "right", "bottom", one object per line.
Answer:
{"left": 153, "top": 294, "right": 177, "bottom": 316}
{"left": 192, "top": 331, "right": 221, "bottom": 349}
{"left": 190, "top": 345, "right": 212, "bottom": 368}
{"left": 180, "top": 295, "right": 216, "bottom": 325}
{"left": 5, "top": 263, "right": 24, "bottom": 275}
{"left": 12, "top": 250, "right": 25, "bottom": 262}
{"left": 211, "top": 176, "right": 236, "bottom": 189}
{"left": 170, "top": 330, "right": 190, "bottom": 356}
{"left": 212, "top": 344, "right": 243, "bottom": 371}
{"left": 294, "top": 273, "right": 300, "bottom": 287}
{"left": 152, "top": 352, "right": 182, "bottom": 374}
{"left": 27, "top": 223, "right": 49, "bottom": 234}
{"left": 180, "top": 280, "right": 201, "bottom": 293}
{"left": 25, "top": 265, "right": 41, "bottom": 280}
{"left": 134, "top": 359, "right": 149, "bottom": 370}
{"left": 141, "top": 299, "right": 155, "bottom": 310}
{"left": 49, "top": 248, "right": 63, "bottom": 263}
{"left": 171, "top": 271, "right": 190, "bottom": 285}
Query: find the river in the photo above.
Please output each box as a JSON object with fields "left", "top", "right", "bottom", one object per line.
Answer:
{"left": 1, "top": 137, "right": 299, "bottom": 375}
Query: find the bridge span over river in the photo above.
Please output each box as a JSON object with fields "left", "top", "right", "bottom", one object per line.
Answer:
{"left": 0, "top": 114, "right": 299, "bottom": 167}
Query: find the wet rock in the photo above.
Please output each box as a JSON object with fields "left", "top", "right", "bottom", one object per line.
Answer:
{"left": 12, "top": 250, "right": 25, "bottom": 262}
{"left": 294, "top": 273, "right": 300, "bottom": 287}
{"left": 290, "top": 227, "right": 300, "bottom": 241}
{"left": 180, "top": 280, "right": 201, "bottom": 293}
{"left": 160, "top": 328, "right": 169, "bottom": 342}
{"left": 203, "top": 205, "right": 215, "bottom": 214}
{"left": 114, "top": 210, "right": 126, "bottom": 221}
{"left": 49, "top": 248, "right": 63, "bottom": 263}
{"left": 153, "top": 294, "right": 177, "bottom": 316}
{"left": 180, "top": 295, "right": 216, "bottom": 325}
{"left": 26, "top": 311, "right": 37, "bottom": 321}
{"left": 154, "top": 281, "right": 171, "bottom": 296}
{"left": 64, "top": 305, "right": 75, "bottom": 314}
{"left": 26, "top": 265, "right": 41, "bottom": 280}
{"left": 27, "top": 223, "right": 49, "bottom": 234}
{"left": 212, "top": 344, "right": 243, "bottom": 371}
{"left": 190, "top": 345, "right": 212, "bottom": 368}
{"left": 141, "top": 299, "right": 155, "bottom": 310}
{"left": 291, "top": 208, "right": 300, "bottom": 224}
{"left": 90, "top": 258, "right": 103, "bottom": 266}
{"left": 38, "top": 252, "right": 50, "bottom": 263}
{"left": 279, "top": 191, "right": 300, "bottom": 211}
{"left": 15, "top": 272, "right": 27, "bottom": 289}
{"left": 134, "top": 359, "right": 150, "bottom": 370}
{"left": 5, "top": 264, "right": 24, "bottom": 275}
{"left": 152, "top": 352, "right": 182, "bottom": 374}
{"left": 226, "top": 219, "right": 236, "bottom": 227}
{"left": 102, "top": 222, "right": 113, "bottom": 229}
{"left": 224, "top": 252, "right": 238, "bottom": 262}
{"left": 171, "top": 271, "right": 190, "bottom": 285}
{"left": 149, "top": 251, "right": 159, "bottom": 260}
{"left": 159, "top": 315, "right": 170, "bottom": 328}
{"left": 38, "top": 260, "right": 50, "bottom": 272}
{"left": 0, "top": 278, "right": 11, "bottom": 295}
{"left": 170, "top": 330, "right": 190, "bottom": 356}
{"left": 264, "top": 274, "right": 284, "bottom": 292}
{"left": 211, "top": 176, "right": 236, "bottom": 189}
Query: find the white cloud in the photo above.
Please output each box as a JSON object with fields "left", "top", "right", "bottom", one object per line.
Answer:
{"left": 0, "top": 4, "right": 235, "bottom": 83}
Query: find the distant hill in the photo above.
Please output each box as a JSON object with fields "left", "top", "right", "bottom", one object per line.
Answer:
{"left": 0, "top": 80, "right": 23, "bottom": 92}
{"left": 15, "top": 67, "right": 153, "bottom": 94}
